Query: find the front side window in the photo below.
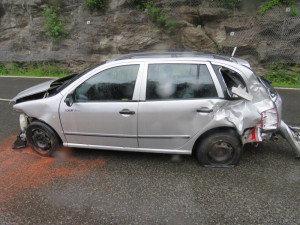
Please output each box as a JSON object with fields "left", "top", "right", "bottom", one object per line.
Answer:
{"left": 146, "top": 64, "right": 218, "bottom": 100}
{"left": 74, "top": 65, "right": 139, "bottom": 102}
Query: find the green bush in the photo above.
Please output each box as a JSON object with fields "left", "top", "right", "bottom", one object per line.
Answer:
{"left": 146, "top": 1, "right": 176, "bottom": 32}
{"left": 265, "top": 64, "right": 299, "bottom": 86}
{"left": 260, "top": 0, "right": 280, "bottom": 14}
{"left": 260, "top": 0, "right": 298, "bottom": 14}
{"left": 290, "top": 5, "right": 299, "bottom": 16}
{"left": 0, "top": 62, "right": 7, "bottom": 74}
{"left": 130, "top": 0, "right": 148, "bottom": 10}
{"left": 217, "top": 0, "right": 241, "bottom": 9}
{"left": 85, "top": 0, "right": 107, "bottom": 11}
{"left": 9, "top": 62, "right": 25, "bottom": 75}
{"left": 281, "top": 0, "right": 296, "bottom": 4}
{"left": 43, "top": 6, "right": 67, "bottom": 40}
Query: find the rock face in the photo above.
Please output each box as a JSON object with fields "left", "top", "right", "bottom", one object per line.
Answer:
{"left": 0, "top": 0, "right": 299, "bottom": 72}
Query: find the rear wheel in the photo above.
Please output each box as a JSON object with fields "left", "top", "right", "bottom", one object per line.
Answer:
{"left": 196, "top": 131, "right": 242, "bottom": 168}
{"left": 26, "top": 121, "right": 60, "bottom": 157}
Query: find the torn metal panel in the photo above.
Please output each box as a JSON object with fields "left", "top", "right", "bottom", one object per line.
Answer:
{"left": 210, "top": 70, "right": 278, "bottom": 143}
{"left": 232, "top": 85, "right": 253, "bottom": 101}
{"left": 279, "top": 121, "right": 300, "bottom": 158}
{"left": 13, "top": 93, "right": 67, "bottom": 143}
{"left": 213, "top": 100, "right": 260, "bottom": 135}
{"left": 11, "top": 80, "right": 53, "bottom": 102}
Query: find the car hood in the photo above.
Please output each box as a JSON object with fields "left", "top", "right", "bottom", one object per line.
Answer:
{"left": 11, "top": 79, "right": 56, "bottom": 102}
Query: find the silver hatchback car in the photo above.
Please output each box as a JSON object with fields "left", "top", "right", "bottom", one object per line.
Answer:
{"left": 12, "top": 52, "right": 300, "bottom": 167}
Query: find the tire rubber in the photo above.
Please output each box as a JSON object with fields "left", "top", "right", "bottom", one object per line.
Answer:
{"left": 26, "top": 121, "right": 60, "bottom": 157}
{"left": 196, "top": 130, "right": 242, "bottom": 168}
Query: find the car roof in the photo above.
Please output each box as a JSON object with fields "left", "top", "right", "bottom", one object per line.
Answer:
{"left": 101, "top": 51, "right": 253, "bottom": 76}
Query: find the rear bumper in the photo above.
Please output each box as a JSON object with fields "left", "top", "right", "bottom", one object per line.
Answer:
{"left": 279, "top": 121, "right": 300, "bottom": 158}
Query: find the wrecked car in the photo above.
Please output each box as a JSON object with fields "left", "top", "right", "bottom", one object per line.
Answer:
{"left": 11, "top": 52, "right": 300, "bottom": 167}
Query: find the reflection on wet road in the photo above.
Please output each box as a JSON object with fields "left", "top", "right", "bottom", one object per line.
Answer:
{"left": 0, "top": 135, "right": 299, "bottom": 224}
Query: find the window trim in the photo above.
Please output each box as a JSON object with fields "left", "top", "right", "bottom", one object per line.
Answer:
{"left": 139, "top": 61, "right": 224, "bottom": 101}
{"left": 211, "top": 62, "right": 249, "bottom": 99}
{"left": 62, "top": 62, "right": 145, "bottom": 103}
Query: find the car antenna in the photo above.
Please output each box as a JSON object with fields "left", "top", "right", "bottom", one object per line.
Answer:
{"left": 231, "top": 46, "right": 237, "bottom": 57}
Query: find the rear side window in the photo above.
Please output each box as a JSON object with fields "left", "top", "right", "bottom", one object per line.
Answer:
{"left": 74, "top": 65, "right": 139, "bottom": 102}
{"left": 146, "top": 64, "right": 218, "bottom": 100}
{"left": 212, "top": 65, "right": 247, "bottom": 97}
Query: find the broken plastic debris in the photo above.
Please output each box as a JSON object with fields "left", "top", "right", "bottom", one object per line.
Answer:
{"left": 232, "top": 85, "right": 253, "bottom": 101}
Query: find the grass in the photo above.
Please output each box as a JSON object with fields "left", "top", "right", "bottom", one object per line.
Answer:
{"left": 264, "top": 63, "right": 300, "bottom": 88}
{"left": 0, "top": 62, "right": 67, "bottom": 77}
{"left": 268, "top": 82, "right": 300, "bottom": 88}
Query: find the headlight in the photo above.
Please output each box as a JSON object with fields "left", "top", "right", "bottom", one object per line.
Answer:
{"left": 19, "top": 114, "right": 28, "bottom": 132}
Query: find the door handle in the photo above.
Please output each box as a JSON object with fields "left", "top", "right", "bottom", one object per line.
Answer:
{"left": 119, "top": 109, "right": 135, "bottom": 115}
{"left": 197, "top": 108, "right": 213, "bottom": 113}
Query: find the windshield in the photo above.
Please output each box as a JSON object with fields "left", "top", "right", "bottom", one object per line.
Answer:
{"left": 51, "top": 63, "right": 105, "bottom": 95}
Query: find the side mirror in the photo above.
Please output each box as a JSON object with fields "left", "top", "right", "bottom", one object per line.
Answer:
{"left": 64, "top": 93, "right": 74, "bottom": 107}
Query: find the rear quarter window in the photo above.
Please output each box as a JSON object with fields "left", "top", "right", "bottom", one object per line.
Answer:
{"left": 212, "top": 65, "right": 248, "bottom": 98}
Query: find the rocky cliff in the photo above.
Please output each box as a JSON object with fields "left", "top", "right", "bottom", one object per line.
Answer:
{"left": 0, "top": 0, "right": 299, "bottom": 72}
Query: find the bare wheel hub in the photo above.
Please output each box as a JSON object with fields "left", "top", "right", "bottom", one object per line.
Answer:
{"left": 32, "top": 129, "right": 51, "bottom": 150}
{"left": 208, "top": 141, "right": 233, "bottom": 163}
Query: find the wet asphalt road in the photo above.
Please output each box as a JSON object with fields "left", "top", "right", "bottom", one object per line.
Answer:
{"left": 0, "top": 77, "right": 299, "bottom": 224}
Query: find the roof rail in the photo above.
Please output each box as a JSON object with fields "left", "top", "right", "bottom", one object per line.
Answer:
{"left": 107, "top": 51, "right": 231, "bottom": 62}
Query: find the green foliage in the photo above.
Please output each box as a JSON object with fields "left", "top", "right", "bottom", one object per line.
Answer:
{"left": 281, "top": 0, "right": 296, "bottom": 4}
{"left": 260, "top": 0, "right": 298, "bottom": 14}
{"left": 9, "top": 62, "right": 25, "bottom": 75}
{"left": 146, "top": 2, "right": 164, "bottom": 24}
{"left": 146, "top": 1, "right": 176, "bottom": 32}
{"left": 0, "top": 62, "right": 67, "bottom": 77}
{"left": 260, "top": 0, "right": 280, "bottom": 14}
{"left": 0, "top": 62, "right": 7, "bottom": 74}
{"left": 265, "top": 64, "right": 300, "bottom": 86}
{"left": 85, "top": 0, "right": 107, "bottom": 11}
{"left": 130, "top": 1, "right": 176, "bottom": 32}
{"left": 130, "top": 0, "right": 148, "bottom": 10}
{"left": 43, "top": 6, "right": 67, "bottom": 40}
{"left": 290, "top": 5, "right": 299, "bottom": 16}
{"left": 217, "top": 0, "right": 241, "bottom": 9}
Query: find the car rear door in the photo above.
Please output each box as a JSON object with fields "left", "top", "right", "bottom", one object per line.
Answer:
{"left": 59, "top": 63, "right": 143, "bottom": 148}
{"left": 137, "top": 62, "right": 225, "bottom": 150}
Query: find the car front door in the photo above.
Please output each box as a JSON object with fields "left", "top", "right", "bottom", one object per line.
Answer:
{"left": 59, "top": 64, "right": 142, "bottom": 148}
{"left": 138, "top": 62, "right": 225, "bottom": 150}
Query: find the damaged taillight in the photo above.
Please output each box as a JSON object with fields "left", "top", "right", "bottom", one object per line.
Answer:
{"left": 245, "top": 123, "right": 262, "bottom": 142}
{"left": 261, "top": 108, "right": 279, "bottom": 130}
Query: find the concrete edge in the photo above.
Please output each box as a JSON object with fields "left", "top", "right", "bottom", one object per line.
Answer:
{"left": 275, "top": 87, "right": 300, "bottom": 90}
{"left": 0, "top": 98, "right": 11, "bottom": 102}
{"left": 0, "top": 75, "right": 56, "bottom": 79}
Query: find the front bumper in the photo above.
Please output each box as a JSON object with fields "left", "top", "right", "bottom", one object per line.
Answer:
{"left": 279, "top": 121, "right": 300, "bottom": 158}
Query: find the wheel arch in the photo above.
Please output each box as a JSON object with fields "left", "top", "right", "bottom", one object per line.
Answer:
{"left": 27, "top": 117, "right": 63, "bottom": 144}
{"left": 192, "top": 126, "right": 242, "bottom": 155}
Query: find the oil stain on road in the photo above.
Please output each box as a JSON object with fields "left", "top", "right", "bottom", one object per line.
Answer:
{"left": 0, "top": 136, "right": 105, "bottom": 209}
